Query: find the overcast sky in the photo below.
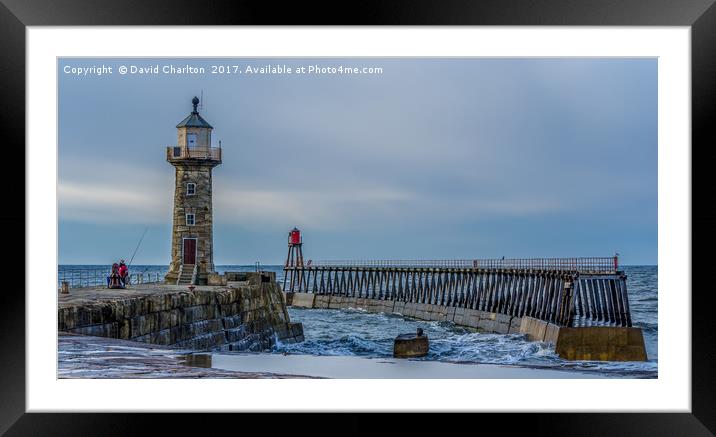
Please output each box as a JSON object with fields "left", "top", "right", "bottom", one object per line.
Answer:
{"left": 58, "top": 57, "right": 657, "bottom": 265}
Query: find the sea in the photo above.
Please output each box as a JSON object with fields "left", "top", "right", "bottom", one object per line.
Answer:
{"left": 58, "top": 264, "right": 658, "bottom": 378}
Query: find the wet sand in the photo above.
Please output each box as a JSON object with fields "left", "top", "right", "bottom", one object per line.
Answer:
{"left": 206, "top": 352, "right": 612, "bottom": 379}
{"left": 60, "top": 333, "right": 613, "bottom": 379}
{"left": 58, "top": 333, "right": 317, "bottom": 379}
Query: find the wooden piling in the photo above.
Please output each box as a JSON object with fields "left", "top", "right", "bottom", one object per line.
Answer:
{"left": 283, "top": 260, "right": 632, "bottom": 328}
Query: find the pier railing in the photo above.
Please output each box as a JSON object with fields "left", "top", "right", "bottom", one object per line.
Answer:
{"left": 166, "top": 146, "right": 222, "bottom": 162}
{"left": 308, "top": 257, "right": 618, "bottom": 273}
{"left": 58, "top": 269, "right": 166, "bottom": 289}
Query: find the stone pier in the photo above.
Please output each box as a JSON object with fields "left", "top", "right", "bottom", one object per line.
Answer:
{"left": 287, "top": 292, "right": 647, "bottom": 361}
{"left": 58, "top": 272, "right": 304, "bottom": 352}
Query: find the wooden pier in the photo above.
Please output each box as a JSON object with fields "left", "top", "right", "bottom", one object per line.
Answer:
{"left": 281, "top": 229, "right": 646, "bottom": 361}
{"left": 283, "top": 257, "right": 631, "bottom": 328}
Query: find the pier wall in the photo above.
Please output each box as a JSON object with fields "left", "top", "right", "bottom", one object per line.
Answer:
{"left": 287, "top": 292, "right": 646, "bottom": 361}
{"left": 58, "top": 272, "right": 304, "bottom": 352}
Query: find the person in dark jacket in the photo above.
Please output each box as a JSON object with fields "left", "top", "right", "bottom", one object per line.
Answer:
{"left": 109, "top": 263, "right": 122, "bottom": 289}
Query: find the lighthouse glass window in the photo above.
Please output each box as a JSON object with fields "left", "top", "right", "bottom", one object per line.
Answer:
{"left": 186, "top": 183, "right": 196, "bottom": 196}
{"left": 187, "top": 133, "right": 197, "bottom": 148}
{"left": 186, "top": 213, "right": 195, "bottom": 226}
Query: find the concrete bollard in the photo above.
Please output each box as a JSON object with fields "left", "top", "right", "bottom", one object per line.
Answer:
{"left": 555, "top": 326, "right": 648, "bottom": 361}
{"left": 60, "top": 281, "right": 69, "bottom": 294}
{"left": 393, "top": 328, "right": 429, "bottom": 358}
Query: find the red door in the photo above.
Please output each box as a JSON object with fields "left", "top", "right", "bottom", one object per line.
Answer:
{"left": 183, "top": 239, "right": 197, "bottom": 264}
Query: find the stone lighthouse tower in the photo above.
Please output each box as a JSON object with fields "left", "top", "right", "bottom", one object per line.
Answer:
{"left": 164, "top": 96, "right": 222, "bottom": 285}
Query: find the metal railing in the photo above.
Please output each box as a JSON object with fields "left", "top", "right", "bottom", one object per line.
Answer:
{"left": 191, "top": 264, "right": 198, "bottom": 285}
{"left": 304, "top": 257, "right": 619, "bottom": 272}
{"left": 166, "top": 146, "right": 221, "bottom": 161}
{"left": 58, "top": 269, "right": 166, "bottom": 289}
{"left": 127, "top": 272, "right": 165, "bottom": 286}
{"left": 176, "top": 264, "right": 184, "bottom": 285}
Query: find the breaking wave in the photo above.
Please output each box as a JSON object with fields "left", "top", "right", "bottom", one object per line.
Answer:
{"left": 273, "top": 266, "right": 657, "bottom": 377}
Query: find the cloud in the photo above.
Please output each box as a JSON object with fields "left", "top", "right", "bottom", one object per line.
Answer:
{"left": 58, "top": 152, "right": 568, "bottom": 229}
{"left": 58, "top": 157, "right": 172, "bottom": 224}
{"left": 214, "top": 187, "right": 417, "bottom": 230}
{"left": 58, "top": 58, "right": 657, "bottom": 263}
{"left": 58, "top": 181, "right": 170, "bottom": 224}
{"left": 214, "top": 183, "right": 567, "bottom": 233}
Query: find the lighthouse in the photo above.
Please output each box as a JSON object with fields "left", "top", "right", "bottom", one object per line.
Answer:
{"left": 164, "top": 96, "right": 222, "bottom": 285}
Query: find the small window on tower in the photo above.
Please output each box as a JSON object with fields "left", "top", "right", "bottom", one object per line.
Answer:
{"left": 186, "top": 183, "right": 196, "bottom": 195}
{"left": 187, "top": 133, "right": 198, "bottom": 148}
{"left": 186, "top": 213, "right": 195, "bottom": 226}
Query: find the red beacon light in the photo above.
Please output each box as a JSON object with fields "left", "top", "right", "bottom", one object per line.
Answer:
{"left": 288, "top": 227, "right": 302, "bottom": 246}
{"left": 284, "top": 227, "right": 304, "bottom": 272}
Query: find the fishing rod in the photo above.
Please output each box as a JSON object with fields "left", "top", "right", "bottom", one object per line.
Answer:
{"left": 128, "top": 227, "right": 148, "bottom": 268}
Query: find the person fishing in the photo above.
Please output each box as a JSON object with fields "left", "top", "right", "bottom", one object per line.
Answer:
{"left": 118, "top": 259, "right": 129, "bottom": 287}
{"left": 106, "top": 228, "right": 148, "bottom": 290}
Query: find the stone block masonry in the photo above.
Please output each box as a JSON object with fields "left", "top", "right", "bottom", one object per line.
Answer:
{"left": 287, "top": 293, "right": 647, "bottom": 362}
{"left": 555, "top": 326, "right": 647, "bottom": 361}
{"left": 165, "top": 163, "right": 218, "bottom": 284}
{"left": 58, "top": 273, "right": 304, "bottom": 352}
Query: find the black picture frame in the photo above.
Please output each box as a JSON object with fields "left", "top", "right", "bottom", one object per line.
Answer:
{"left": 4, "top": 0, "right": 715, "bottom": 434}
